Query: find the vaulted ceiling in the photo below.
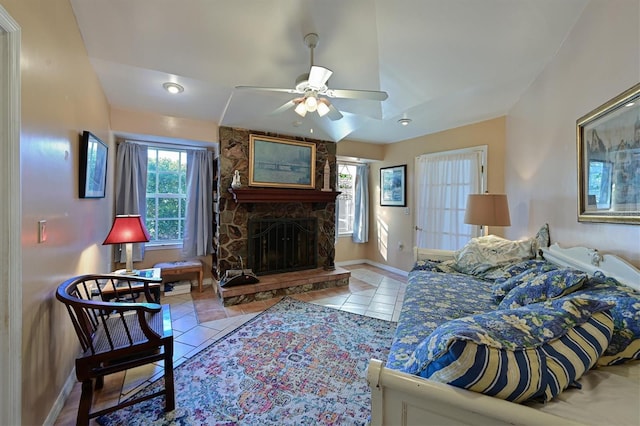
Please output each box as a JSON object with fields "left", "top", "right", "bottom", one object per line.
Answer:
{"left": 70, "top": 0, "right": 588, "bottom": 143}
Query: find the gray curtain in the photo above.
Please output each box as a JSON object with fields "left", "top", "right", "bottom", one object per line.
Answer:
{"left": 182, "top": 149, "right": 214, "bottom": 257}
{"left": 334, "top": 163, "right": 340, "bottom": 244}
{"left": 114, "top": 142, "right": 148, "bottom": 262}
{"left": 352, "top": 164, "right": 369, "bottom": 243}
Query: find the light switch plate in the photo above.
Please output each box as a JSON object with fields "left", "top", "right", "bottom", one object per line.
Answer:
{"left": 38, "top": 220, "right": 47, "bottom": 243}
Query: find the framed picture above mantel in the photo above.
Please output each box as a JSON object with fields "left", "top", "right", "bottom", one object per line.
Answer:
{"left": 577, "top": 82, "right": 640, "bottom": 224}
{"left": 249, "top": 135, "right": 316, "bottom": 189}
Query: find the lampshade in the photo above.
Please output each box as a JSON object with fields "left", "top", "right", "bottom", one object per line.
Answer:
{"left": 304, "top": 95, "right": 318, "bottom": 112}
{"left": 103, "top": 215, "right": 150, "bottom": 245}
{"left": 464, "top": 194, "right": 511, "bottom": 227}
{"left": 317, "top": 100, "right": 330, "bottom": 117}
{"left": 103, "top": 215, "right": 150, "bottom": 274}
{"left": 294, "top": 102, "right": 307, "bottom": 117}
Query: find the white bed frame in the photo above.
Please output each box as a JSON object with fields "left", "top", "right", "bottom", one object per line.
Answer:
{"left": 367, "top": 243, "right": 640, "bottom": 426}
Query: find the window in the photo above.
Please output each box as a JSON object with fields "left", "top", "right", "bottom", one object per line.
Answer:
{"left": 337, "top": 162, "right": 357, "bottom": 235}
{"left": 146, "top": 147, "right": 188, "bottom": 246}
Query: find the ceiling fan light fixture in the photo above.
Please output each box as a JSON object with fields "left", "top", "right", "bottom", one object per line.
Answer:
{"left": 305, "top": 95, "right": 318, "bottom": 112}
{"left": 294, "top": 102, "right": 308, "bottom": 117}
{"left": 162, "top": 82, "right": 184, "bottom": 94}
{"left": 317, "top": 101, "right": 330, "bottom": 117}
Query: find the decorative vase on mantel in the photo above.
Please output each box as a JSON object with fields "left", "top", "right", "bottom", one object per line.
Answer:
{"left": 321, "top": 159, "right": 331, "bottom": 192}
{"left": 231, "top": 170, "right": 242, "bottom": 189}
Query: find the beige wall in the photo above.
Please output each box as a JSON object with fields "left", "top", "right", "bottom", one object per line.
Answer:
{"left": 2, "top": 0, "right": 112, "bottom": 424}
{"left": 111, "top": 107, "right": 219, "bottom": 144}
{"left": 336, "top": 117, "right": 506, "bottom": 271}
{"left": 505, "top": 0, "right": 640, "bottom": 267}
{"left": 337, "top": 139, "right": 385, "bottom": 161}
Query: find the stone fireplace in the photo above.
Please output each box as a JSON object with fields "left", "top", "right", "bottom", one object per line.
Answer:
{"left": 214, "top": 127, "right": 338, "bottom": 281}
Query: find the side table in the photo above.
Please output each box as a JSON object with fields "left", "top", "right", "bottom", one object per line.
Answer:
{"left": 153, "top": 260, "right": 204, "bottom": 293}
{"left": 99, "top": 267, "right": 163, "bottom": 303}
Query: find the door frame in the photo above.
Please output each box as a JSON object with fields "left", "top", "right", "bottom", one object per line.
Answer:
{"left": 0, "top": 5, "right": 22, "bottom": 426}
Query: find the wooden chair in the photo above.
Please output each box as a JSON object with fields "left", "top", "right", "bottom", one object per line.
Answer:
{"left": 56, "top": 274, "right": 175, "bottom": 425}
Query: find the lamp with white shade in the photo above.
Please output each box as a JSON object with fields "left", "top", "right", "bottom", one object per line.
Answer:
{"left": 464, "top": 193, "right": 511, "bottom": 236}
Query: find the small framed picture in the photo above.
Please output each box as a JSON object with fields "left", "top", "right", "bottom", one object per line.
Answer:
{"left": 380, "top": 165, "right": 407, "bottom": 207}
{"left": 79, "top": 131, "right": 108, "bottom": 199}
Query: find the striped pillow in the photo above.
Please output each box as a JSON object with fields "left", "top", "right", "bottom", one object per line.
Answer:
{"left": 401, "top": 298, "right": 614, "bottom": 403}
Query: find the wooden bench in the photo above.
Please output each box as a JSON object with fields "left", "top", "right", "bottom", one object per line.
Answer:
{"left": 153, "top": 260, "right": 204, "bottom": 293}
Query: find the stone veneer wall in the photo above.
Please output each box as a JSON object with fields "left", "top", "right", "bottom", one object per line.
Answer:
{"left": 215, "top": 126, "right": 337, "bottom": 279}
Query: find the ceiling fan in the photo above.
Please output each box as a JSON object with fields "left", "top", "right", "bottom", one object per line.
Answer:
{"left": 235, "top": 33, "right": 388, "bottom": 121}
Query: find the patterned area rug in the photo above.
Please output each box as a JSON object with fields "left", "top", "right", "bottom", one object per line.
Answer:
{"left": 98, "top": 297, "right": 396, "bottom": 426}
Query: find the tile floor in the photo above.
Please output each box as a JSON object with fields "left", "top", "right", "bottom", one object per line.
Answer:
{"left": 54, "top": 264, "right": 407, "bottom": 425}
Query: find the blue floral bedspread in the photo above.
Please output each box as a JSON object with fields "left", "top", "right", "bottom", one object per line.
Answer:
{"left": 386, "top": 267, "right": 498, "bottom": 369}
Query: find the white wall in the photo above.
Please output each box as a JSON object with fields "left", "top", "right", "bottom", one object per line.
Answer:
{"left": 505, "top": 0, "right": 640, "bottom": 267}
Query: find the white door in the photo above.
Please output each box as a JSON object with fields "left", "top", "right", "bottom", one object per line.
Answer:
{"left": 414, "top": 147, "right": 486, "bottom": 250}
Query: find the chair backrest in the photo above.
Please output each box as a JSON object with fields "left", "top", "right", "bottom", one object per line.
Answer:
{"left": 56, "top": 274, "right": 163, "bottom": 356}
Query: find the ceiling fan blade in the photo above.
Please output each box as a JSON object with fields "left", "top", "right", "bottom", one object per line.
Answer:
{"left": 326, "top": 103, "right": 343, "bottom": 121}
{"left": 235, "top": 85, "right": 299, "bottom": 94}
{"left": 270, "top": 99, "right": 299, "bottom": 115}
{"left": 308, "top": 66, "right": 333, "bottom": 89}
{"left": 325, "top": 88, "right": 388, "bottom": 101}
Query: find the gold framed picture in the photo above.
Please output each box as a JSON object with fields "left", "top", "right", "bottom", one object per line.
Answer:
{"left": 249, "top": 135, "right": 316, "bottom": 189}
{"left": 577, "top": 83, "right": 640, "bottom": 224}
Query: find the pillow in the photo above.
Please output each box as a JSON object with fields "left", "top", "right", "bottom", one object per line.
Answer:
{"left": 453, "top": 235, "right": 536, "bottom": 277}
{"left": 412, "top": 259, "right": 458, "bottom": 274}
{"left": 412, "top": 259, "right": 443, "bottom": 272}
{"left": 401, "top": 298, "right": 614, "bottom": 403}
{"left": 491, "top": 260, "right": 558, "bottom": 301}
{"left": 562, "top": 271, "right": 640, "bottom": 366}
{"left": 497, "top": 268, "right": 588, "bottom": 309}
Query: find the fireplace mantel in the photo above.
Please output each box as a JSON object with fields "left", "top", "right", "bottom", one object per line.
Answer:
{"left": 228, "top": 188, "right": 340, "bottom": 204}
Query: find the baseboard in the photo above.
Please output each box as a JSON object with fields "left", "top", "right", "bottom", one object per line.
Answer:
{"left": 44, "top": 367, "right": 76, "bottom": 426}
{"left": 335, "top": 259, "right": 369, "bottom": 267}
{"left": 335, "top": 259, "right": 409, "bottom": 277}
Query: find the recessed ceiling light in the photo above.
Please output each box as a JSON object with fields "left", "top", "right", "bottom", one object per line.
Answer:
{"left": 398, "top": 118, "right": 412, "bottom": 126}
{"left": 163, "top": 82, "right": 184, "bottom": 94}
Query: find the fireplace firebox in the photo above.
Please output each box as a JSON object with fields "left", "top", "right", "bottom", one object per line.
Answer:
{"left": 247, "top": 218, "right": 317, "bottom": 275}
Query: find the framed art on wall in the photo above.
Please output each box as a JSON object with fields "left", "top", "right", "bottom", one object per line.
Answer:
{"left": 79, "top": 130, "right": 108, "bottom": 199}
{"left": 249, "top": 135, "right": 316, "bottom": 189}
{"left": 380, "top": 164, "right": 407, "bottom": 207}
{"left": 577, "top": 82, "right": 640, "bottom": 224}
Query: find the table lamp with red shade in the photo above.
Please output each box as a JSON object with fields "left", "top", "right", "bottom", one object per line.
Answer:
{"left": 103, "top": 214, "right": 150, "bottom": 275}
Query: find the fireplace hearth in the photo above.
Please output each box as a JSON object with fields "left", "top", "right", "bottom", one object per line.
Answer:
{"left": 248, "top": 218, "right": 317, "bottom": 275}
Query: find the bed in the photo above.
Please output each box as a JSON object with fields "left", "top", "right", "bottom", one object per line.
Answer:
{"left": 367, "top": 241, "right": 640, "bottom": 426}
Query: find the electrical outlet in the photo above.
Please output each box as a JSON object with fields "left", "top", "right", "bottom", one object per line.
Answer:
{"left": 404, "top": 207, "right": 410, "bottom": 215}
